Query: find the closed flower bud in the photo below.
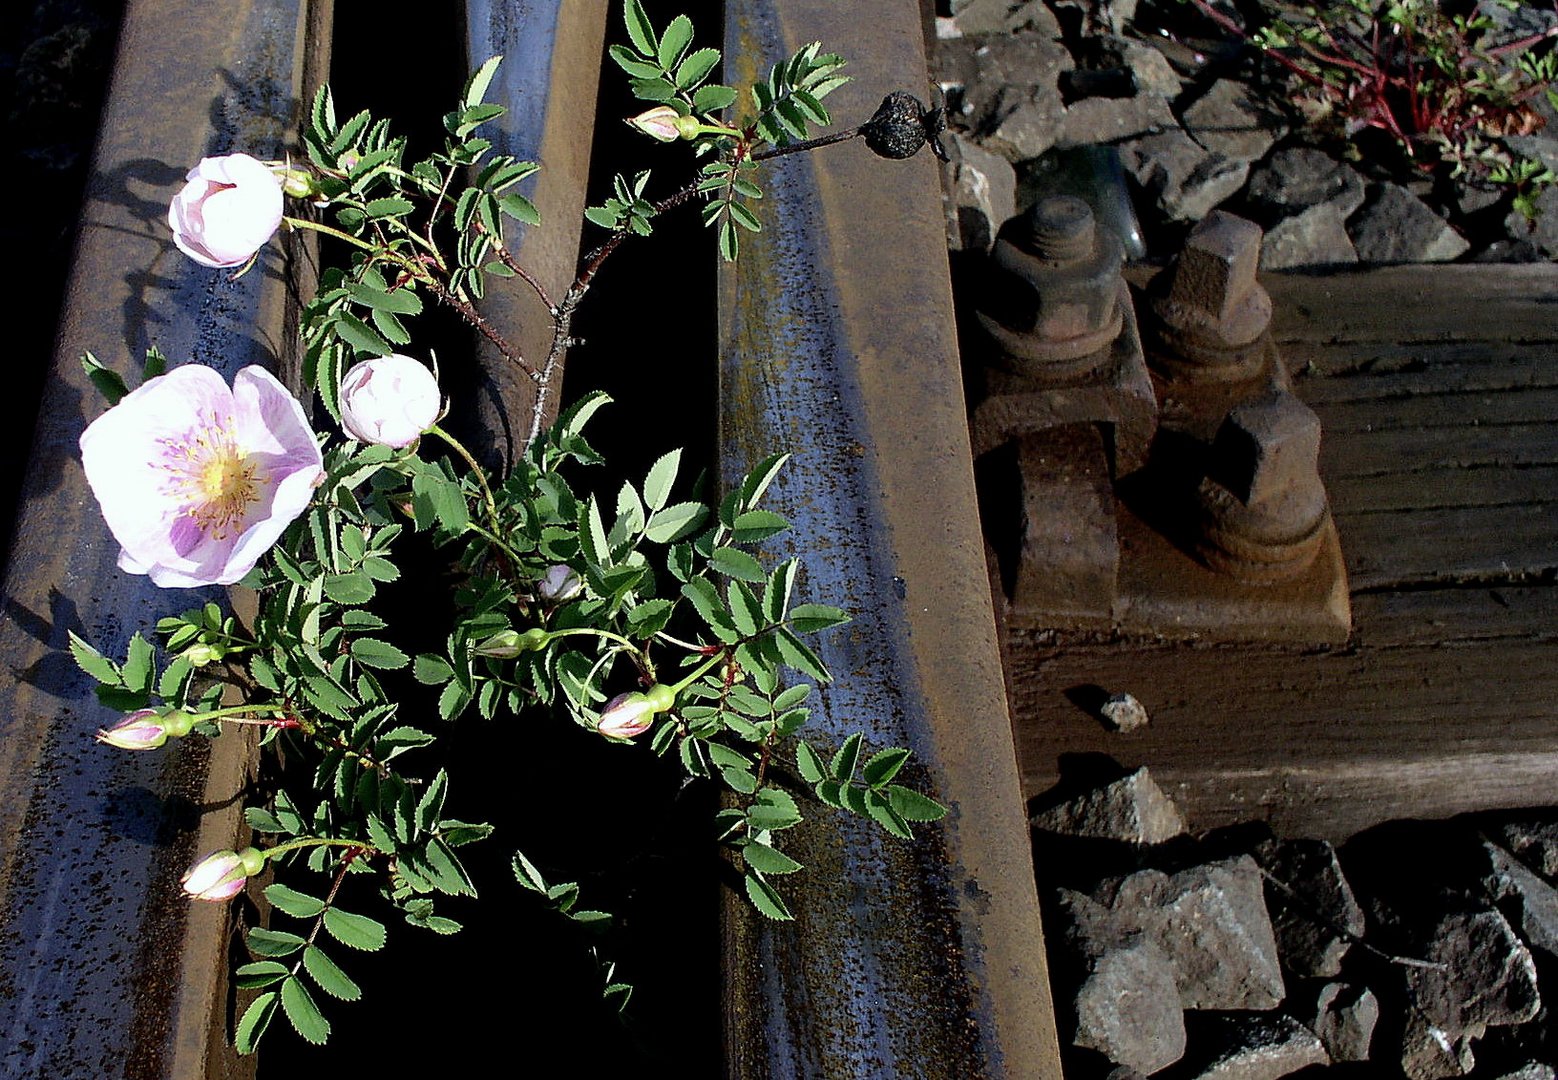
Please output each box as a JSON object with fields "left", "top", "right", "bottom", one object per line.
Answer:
{"left": 474, "top": 627, "right": 549, "bottom": 659}
{"left": 181, "top": 641, "right": 224, "bottom": 667}
{"left": 628, "top": 105, "right": 682, "bottom": 142}
{"left": 537, "top": 564, "right": 582, "bottom": 603}
{"left": 338, "top": 354, "right": 442, "bottom": 448}
{"left": 96, "top": 709, "right": 170, "bottom": 750}
{"left": 274, "top": 166, "right": 318, "bottom": 200}
{"left": 596, "top": 692, "right": 657, "bottom": 740}
{"left": 180, "top": 846, "right": 264, "bottom": 901}
{"left": 167, "top": 153, "right": 285, "bottom": 268}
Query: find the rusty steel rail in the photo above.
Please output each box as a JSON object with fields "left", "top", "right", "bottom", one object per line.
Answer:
{"left": 0, "top": 2, "right": 331, "bottom": 1077}
{"left": 462, "top": 0, "right": 608, "bottom": 460}
{"left": 0, "top": 3, "right": 608, "bottom": 1076}
{"left": 719, "top": 1, "right": 1064, "bottom": 1076}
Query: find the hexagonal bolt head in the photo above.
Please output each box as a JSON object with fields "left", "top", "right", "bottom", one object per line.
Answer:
{"left": 1160, "top": 210, "right": 1272, "bottom": 349}
{"left": 980, "top": 198, "right": 1125, "bottom": 367}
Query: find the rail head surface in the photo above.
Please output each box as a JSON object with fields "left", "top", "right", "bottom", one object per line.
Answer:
{"left": 719, "top": 1, "right": 1063, "bottom": 1076}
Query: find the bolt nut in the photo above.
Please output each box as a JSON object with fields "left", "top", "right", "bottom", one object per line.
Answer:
{"left": 1195, "top": 389, "right": 1330, "bottom": 581}
{"left": 1150, "top": 211, "right": 1273, "bottom": 382}
{"left": 977, "top": 197, "right": 1125, "bottom": 377}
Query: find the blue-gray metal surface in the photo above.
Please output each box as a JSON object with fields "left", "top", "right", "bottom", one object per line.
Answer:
{"left": 0, "top": 2, "right": 327, "bottom": 1077}
{"left": 720, "top": 1, "right": 1063, "bottom": 1076}
{"left": 462, "top": 0, "right": 608, "bottom": 460}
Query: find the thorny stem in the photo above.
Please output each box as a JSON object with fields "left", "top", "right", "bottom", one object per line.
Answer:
{"left": 292, "top": 855, "right": 357, "bottom": 974}
{"left": 424, "top": 278, "right": 539, "bottom": 379}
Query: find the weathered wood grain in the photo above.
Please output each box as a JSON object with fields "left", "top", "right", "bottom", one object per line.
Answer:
{"left": 1009, "top": 264, "right": 1558, "bottom": 839}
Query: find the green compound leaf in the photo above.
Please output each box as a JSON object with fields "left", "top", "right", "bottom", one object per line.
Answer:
{"left": 246, "top": 928, "right": 307, "bottom": 958}
{"left": 323, "top": 908, "right": 387, "bottom": 951}
{"left": 234, "top": 991, "right": 278, "bottom": 1055}
{"left": 234, "top": 961, "right": 290, "bottom": 990}
{"left": 643, "top": 448, "right": 680, "bottom": 512}
{"left": 794, "top": 739, "right": 826, "bottom": 784}
{"left": 788, "top": 603, "right": 849, "bottom": 634}
{"left": 303, "top": 945, "right": 361, "bottom": 1001}
{"left": 830, "top": 731, "right": 863, "bottom": 783}
{"left": 747, "top": 787, "right": 802, "bottom": 831}
{"left": 709, "top": 546, "right": 766, "bottom": 583}
{"left": 744, "top": 872, "right": 793, "bottom": 920}
{"left": 862, "top": 747, "right": 912, "bottom": 789}
{"left": 280, "top": 976, "right": 331, "bottom": 1045}
{"left": 657, "top": 14, "right": 693, "bottom": 69}
{"left": 623, "top": 0, "right": 655, "bottom": 56}
{"left": 463, "top": 54, "right": 504, "bottom": 111}
{"left": 68, "top": 631, "right": 121, "bottom": 685}
{"left": 645, "top": 500, "right": 707, "bottom": 543}
{"left": 349, "top": 637, "right": 410, "bottom": 670}
{"left": 263, "top": 883, "right": 327, "bottom": 920}
{"left": 692, "top": 84, "right": 738, "bottom": 112}
{"left": 888, "top": 784, "right": 949, "bottom": 823}
{"left": 743, "top": 842, "right": 803, "bottom": 876}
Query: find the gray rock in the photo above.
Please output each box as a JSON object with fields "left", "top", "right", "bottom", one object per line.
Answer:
{"left": 1399, "top": 1009, "right": 1476, "bottom": 1080}
{"left": 1030, "top": 766, "right": 1187, "bottom": 844}
{"left": 1123, "top": 41, "right": 1182, "bottom": 99}
{"left": 1260, "top": 202, "right": 1359, "bottom": 270}
{"left": 1057, "top": 92, "right": 1176, "bottom": 148}
{"left": 1182, "top": 80, "right": 1286, "bottom": 164}
{"left": 1493, "top": 817, "right": 1558, "bottom": 880}
{"left": 951, "top": 0, "right": 1062, "bottom": 37}
{"left": 1489, "top": 1066, "right": 1557, "bottom": 1080}
{"left": 1257, "top": 838, "right": 1365, "bottom": 977}
{"left": 1309, "top": 981, "right": 1378, "bottom": 1062}
{"left": 1456, "top": 181, "right": 1505, "bottom": 216}
{"left": 1475, "top": 0, "right": 1558, "bottom": 48}
{"left": 943, "top": 133, "right": 1017, "bottom": 252}
{"left": 1101, "top": 0, "right": 1140, "bottom": 35}
{"left": 1122, "top": 130, "right": 1249, "bottom": 222}
{"left": 1178, "top": 1012, "right": 1329, "bottom": 1079}
{"left": 1349, "top": 183, "right": 1470, "bottom": 263}
{"left": 1504, "top": 184, "right": 1558, "bottom": 259}
{"left": 983, "top": 86, "right": 1067, "bottom": 162}
{"left": 1100, "top": 691, "right": 1149, "bottom": 732}
{"left": 1504, "top": 134, "right": 1558, "bottom": 176}
{"left": 1244, "top": 148, "right": 1366, "bottom": 222}
{"left": 1481, "top": 841, "right": 1558, "bottom": 960}
{"left": 1106, "top": 856, "right": 1286, "bottom": 1010}
{"left": 1406, "top": 909, "right": 1541, "bottom": 1034}
{"left": 1072, "top": 934, "right": 1188, "bottom": 1073}
{"left": 935, "top": 33, "right": 1072, "bottom": 136}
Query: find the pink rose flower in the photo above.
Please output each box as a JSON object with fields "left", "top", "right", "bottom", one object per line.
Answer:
{"left": 627, "top": 105, "right": 683, "bottom": 142}
{"left": 79, "top": 364, "right": 324, "bottom": 588}
{"left": 181, "top": 847, "right": 264, "bottom": 902}
{"left": 167, "top": 153, "right": 285, "bottom": 269}
{"left": 338, "top": 354, "right": 442, "bottom": 448}
{"left": 538, "top": 564, "right": 582, "bottom": 603}
{"left": 596, "top": 692, "right": 657, "bottom": 740}
{"left": 96, "top": 709, "right": 170, "bottom": 750}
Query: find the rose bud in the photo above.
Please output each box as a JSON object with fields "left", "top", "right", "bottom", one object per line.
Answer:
{"left": 474, "top": 627, "right": 549, "bottom": 659}
{"left": 274, "top": 165, "right": 318, "bottom": 200}
{"left": 596, "top": 692, "right": 658, "bottom": 740}
{"left": 338, "top": 354, "right": 442, "bottom": 448}
{"left": 627, "top": 105, "right": 682, "bottom": 142}
{"left": 180, "top": 846, "right": 265, "bottom": 901}
{"left": 167, "top": 153, "right": 285, "bottom": 268}
{"left": 538, "top": 564, "right": 583, "bottom": 603}
{"left": 96, "top": 709, "right": 170, "bottom": 750}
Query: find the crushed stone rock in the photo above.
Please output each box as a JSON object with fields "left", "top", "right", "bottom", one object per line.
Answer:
{"left": 1030, "top": 765, "right": 1186, "bottom": 844}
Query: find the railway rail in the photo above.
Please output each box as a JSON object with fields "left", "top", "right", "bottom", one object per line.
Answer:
{"left": 3, "top": 0, "right": 1551, "bottom": 1077}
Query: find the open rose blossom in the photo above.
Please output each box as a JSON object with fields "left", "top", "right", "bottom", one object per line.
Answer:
{"left": 79, "top": 364, "right": 324, "bottom": 588}
{"left": 338, "top": 354, "right": 442, "bottom": 448}
{"left": 167, "top": 153, "right": 285, "bottom": 268}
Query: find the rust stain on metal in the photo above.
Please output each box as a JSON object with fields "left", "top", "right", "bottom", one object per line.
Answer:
{"left": 0, "top": 1, "right": 319, "bottom": 1076}
{"left": 721, "top": 2, "right": 1062, "bottom": 1077}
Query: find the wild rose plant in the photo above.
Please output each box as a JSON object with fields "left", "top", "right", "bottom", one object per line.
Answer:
{"left": 70, "top": 1, "right": 945, "bottom": 1054}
